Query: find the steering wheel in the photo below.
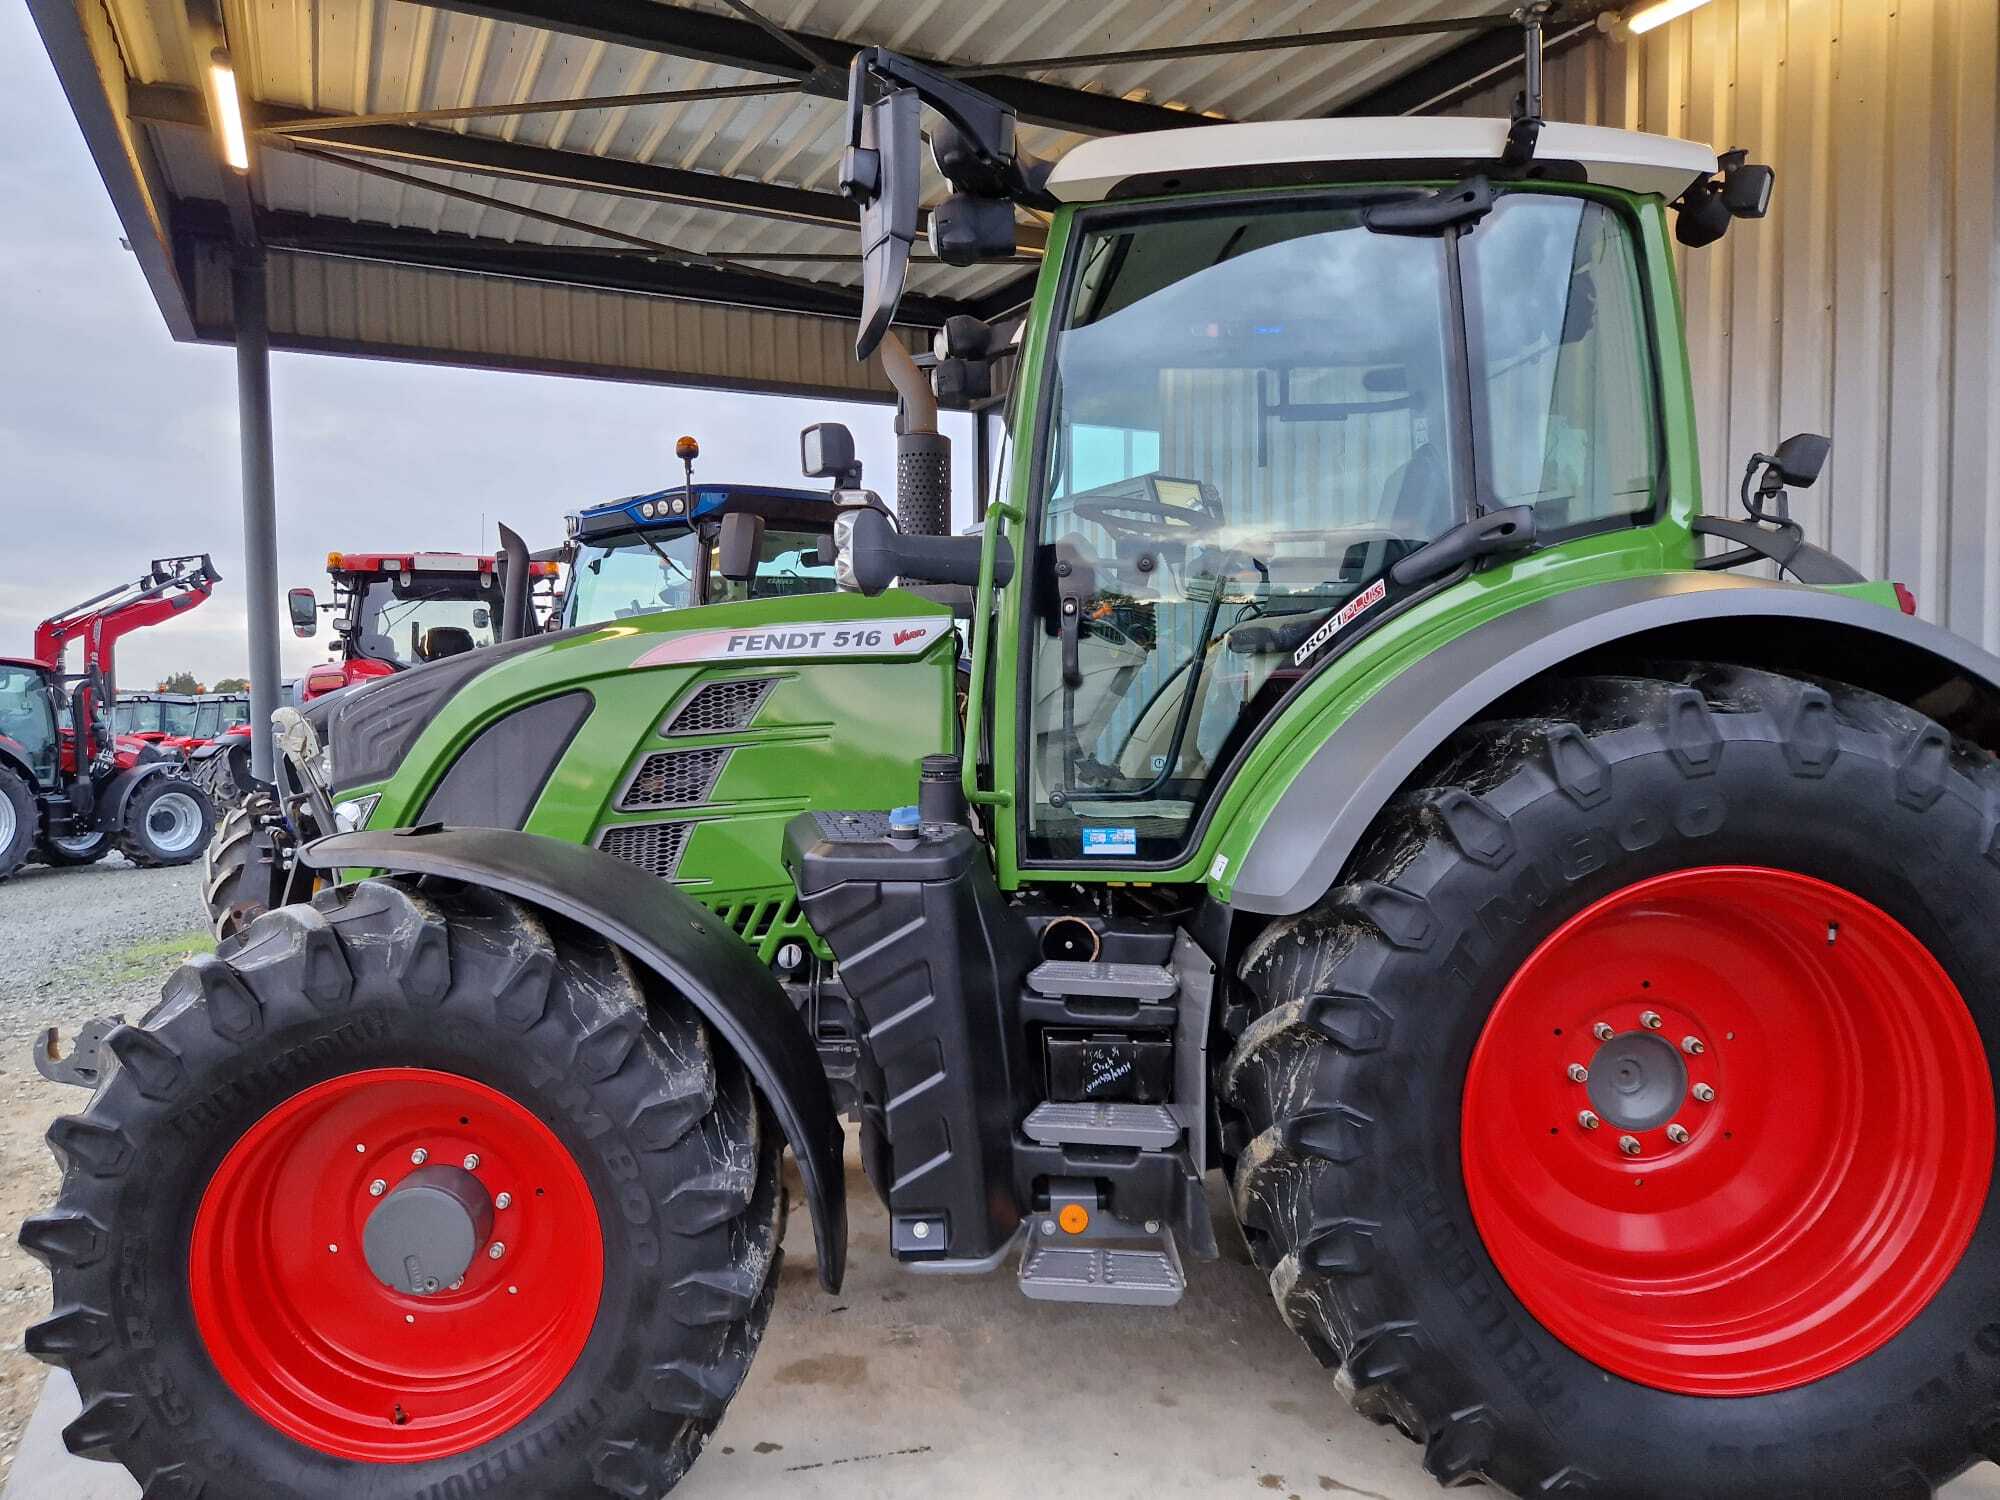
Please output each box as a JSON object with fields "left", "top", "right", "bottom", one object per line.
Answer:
{"left": 1071, "top": 477, "right": 1224, "bottom": 543}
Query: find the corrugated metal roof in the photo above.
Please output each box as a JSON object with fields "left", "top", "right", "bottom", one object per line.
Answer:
{"left": 111, "top": 0, "right": 1515, "bottom": 310}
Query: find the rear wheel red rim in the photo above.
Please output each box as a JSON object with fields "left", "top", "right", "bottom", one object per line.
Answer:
{"left": 1462, "top": 866, "right": 1994, "bottom": 1396}
{"left": 190, "top": 1068, "right": 604, "bottom": 1461}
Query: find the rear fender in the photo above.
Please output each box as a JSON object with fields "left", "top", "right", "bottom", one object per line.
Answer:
{"left": 299, "top": 825, "right": 848, "bottom": 1291}
{"left": 1232, "top": 572, "right": 2000, "bottom": 916}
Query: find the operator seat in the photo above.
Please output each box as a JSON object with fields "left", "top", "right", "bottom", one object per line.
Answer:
{"left": 1378, "top": 442, "right": 1453, "bottom": 540}
{"left": 418, "top": 626, "right": 477, "bottom": 662}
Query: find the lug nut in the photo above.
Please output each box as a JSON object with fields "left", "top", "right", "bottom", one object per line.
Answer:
{"left": 488, "top": 1242, "right": 506, "bottom": 1260}
{"left": 1640, "top": 1010, "right": 1663, "bottom": 1030}
{"left": 1578, "top": 1110, "right": 1601, "bottom": 1131}
{"left": 1567, "top": 1063, "right": 1590, "bottom": 1084}
{"left": 410, "top": 1148, "right": 428, "bottom": 1165}
{"left": 368, "top": 1178, "right": 387, "bottom": 1197}
{"left": 1681, "top": 1036, "right": 1705, "bottom": 1056}
{"left": 495, "top": 1192, "right": 512, "bottom": 1210}
{"left": 1618, "top": 1135, "right": 1643, "bottom": 1156}
{"left": 1592, "top": 1022, "right": 1615, "bottom": 1042}
{"left": 1666, "top": 1123, "right": 1692, "bottom": 1145}
{"left": 1693, "top": 1083, "right": 1717, "bottom": 1103}
{"left": 463, "top": 1153, "right": 481, "bottom": 1171}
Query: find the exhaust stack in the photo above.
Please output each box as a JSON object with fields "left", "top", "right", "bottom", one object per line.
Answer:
{"left": 881, "top": 333, "right": 950, "bottom": 537}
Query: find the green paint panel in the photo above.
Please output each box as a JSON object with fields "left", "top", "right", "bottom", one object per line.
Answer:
{"left": 355, "top": 589, "right": 958, "bottom": 946}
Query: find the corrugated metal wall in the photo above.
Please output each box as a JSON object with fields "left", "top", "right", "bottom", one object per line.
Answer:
{"left": 185, "top": 240, "right": 928, "bottom": 404}
{"left": 1455, "top": 0, "right": 1999, "bottom": 649}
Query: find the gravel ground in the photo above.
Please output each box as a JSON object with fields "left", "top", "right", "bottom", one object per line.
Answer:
{"left": 0, "top": 856, "right": 212, "bottom": 1485}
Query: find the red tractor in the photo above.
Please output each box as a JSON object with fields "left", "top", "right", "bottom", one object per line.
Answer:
{"left": 192, "top": 551, "right": 557, "bottom": 809}
{"left": 0, "top": 557, "right": 222, "bottom": 876}
{"left": 115, "top": 690, "right": 251, "bottom": 758}
{"left": 289, "top": 550, "right": 559, "bottom": 699}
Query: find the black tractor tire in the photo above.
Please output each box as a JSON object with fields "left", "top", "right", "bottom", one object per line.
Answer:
{"left": 1221, "top": 662, "right": 2000, "bottom": 1499}
{"left": 0, "top": 764, "right": 41, "bottom": 880}
{"left": 202, "top": 791, "right": 280, "bottom": 940}
{"left": 116, "top": 775, "right": 216, "bottom": 868}
{"left": 193, "top": 742, "right": 249, "bottom": 811}
{"left": 42, "top": 831, "right": 114, "bottom": 867}
{"left": 22, "top": 879, "right": 786, "bottom": 1500}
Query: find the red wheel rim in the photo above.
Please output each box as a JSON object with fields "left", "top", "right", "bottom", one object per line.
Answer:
{"left": 1462, "top": 866, "right": 1994, "bottom": 1396}
{"left": 190, "top": 1068, "right": 604, "bottom": 1461}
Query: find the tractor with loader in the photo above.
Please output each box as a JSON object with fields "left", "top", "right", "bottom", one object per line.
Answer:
{"left": 0, "top": 556, "right": 222, "bottom": 877}
{"left": 25, "top": 19, "right": 2000, "bottom": 1500}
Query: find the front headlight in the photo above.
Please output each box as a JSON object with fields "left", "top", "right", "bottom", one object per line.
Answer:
{"left": 331, "top": 793, "right": 380, "bottom": 833}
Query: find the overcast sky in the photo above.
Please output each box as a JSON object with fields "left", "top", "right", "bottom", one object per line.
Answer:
{"left": 0, "top": 5, "right": 972, "bottom": 690}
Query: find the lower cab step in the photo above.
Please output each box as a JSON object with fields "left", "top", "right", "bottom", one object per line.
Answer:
{"left": 1016, "top": 1194, "right": 1186, "bottom": 1307}
{"left": 1022, "top": 1100, "right": 1181, "bottom": 1149}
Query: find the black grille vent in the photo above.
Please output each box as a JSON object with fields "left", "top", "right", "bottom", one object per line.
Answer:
{"left": 664, "top": 679, "right": 774, "bottom": 736}
{"left": 597, "top": 821, "right": 693, "bottom": 880}
{"left": 619, "top": 747, "right": 730, "bottom": 810}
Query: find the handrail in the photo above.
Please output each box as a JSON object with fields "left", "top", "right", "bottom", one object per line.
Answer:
{"left": 961, "top": 496, "right": 1019, "bottom": 811}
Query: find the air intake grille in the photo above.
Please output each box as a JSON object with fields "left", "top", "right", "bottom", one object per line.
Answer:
{"left": 664, "top": 679, "right": 774, "bottom": 736}
{"left": 619, "top": 747, "right": 730, "bottom": 810}
{"left": 597, "top": 821, "right": 692, "bottom": 880}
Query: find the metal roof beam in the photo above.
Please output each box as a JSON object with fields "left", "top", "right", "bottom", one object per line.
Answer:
{"left": 26, "top": 0, "right": 196, "bottom": 338}
{"left": 412, "top": 0, "right": 1204, "bottom": 136}
{"left": 233, "top": 209, "right": 966, "bottom": 326}
{"left": 1333, "top": 7, "right": 1607, "bottom": 117}
{"left": 130, "top": 83, "right": 865, "bottom": 230}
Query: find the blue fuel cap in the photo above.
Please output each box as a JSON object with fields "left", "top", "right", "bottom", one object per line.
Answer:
{"left": 888, "top": 805, "right": 921, "bottom": 833}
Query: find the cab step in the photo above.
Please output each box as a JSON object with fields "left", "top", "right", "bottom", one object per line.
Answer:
{"left": 1022, "top": 1100, "right": 1181, "bottom": 1149}
{"left": 1017, "top": 1217, "right": 1185, "bottom": 1307}
{"left": 1027, "top": 960, "right": 1177, "bottom": 1001}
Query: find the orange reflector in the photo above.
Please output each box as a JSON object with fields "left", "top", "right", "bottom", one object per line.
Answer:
{"left": 1057, "top": 1203, "right": 1089, "bottom": 1235}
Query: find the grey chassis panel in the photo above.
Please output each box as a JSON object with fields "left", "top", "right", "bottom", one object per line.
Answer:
{"left": 1232, "top": 571, "right": 2000, "bottom": 916}
{"left": 301, "top": 825, "right": 848, "bottom": 1291}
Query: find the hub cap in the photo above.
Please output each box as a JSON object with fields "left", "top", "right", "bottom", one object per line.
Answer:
{"left": 146, "top": 789, "right": 204, "bottom": 854}
{"left": 1462, "top": 867, "right": 1994, "bottom": 1396}
{"left": 0, "top": 794, "right": 14, "bottom": 849}
{"left": 190, "top": 1069, "right": 604, "bottom": 1460}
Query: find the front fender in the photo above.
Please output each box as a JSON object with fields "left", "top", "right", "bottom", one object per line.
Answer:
{"left": 101, "top": 761, "right": 173, "bottom": 829}
{"left": 299, "top": 825, "right": 847, "bottom": 1291}
{"left": 1232, "top": 572, "right": 2000, "bottom": 916}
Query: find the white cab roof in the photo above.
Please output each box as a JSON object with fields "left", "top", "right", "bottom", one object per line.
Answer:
{"left": 1047, "top": 117, "right": 1718, "bottom": 203}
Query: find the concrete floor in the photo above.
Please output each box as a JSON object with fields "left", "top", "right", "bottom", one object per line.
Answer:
{"left": 9, "top": 1147, "right": 2000, "bottom": 1500}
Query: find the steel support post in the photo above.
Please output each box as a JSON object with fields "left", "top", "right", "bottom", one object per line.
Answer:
{"left": 232, "top": 249, "right": 282, "bottom": 783}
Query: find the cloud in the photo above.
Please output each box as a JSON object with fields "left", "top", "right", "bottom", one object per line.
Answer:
{"left": 0, "top": 7, "right": 978, "bottom": 691}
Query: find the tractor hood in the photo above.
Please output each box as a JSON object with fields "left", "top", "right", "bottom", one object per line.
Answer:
{"left": 319, "top": 625, "right": 586, "bottom": 795}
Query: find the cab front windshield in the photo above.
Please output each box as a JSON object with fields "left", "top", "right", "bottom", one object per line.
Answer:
{"left": 564, "top": 524, "right": 837, "bottom": 626}
{"left": 349, "top": 578, "right": 500, "bottom": 667}
{"left": 1027, "top": 192, "right": 1658, "bottom": 863}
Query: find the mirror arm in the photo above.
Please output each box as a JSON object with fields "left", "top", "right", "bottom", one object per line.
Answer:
{"left": 843, "top": 48, "right": 1053, "bottom": 209}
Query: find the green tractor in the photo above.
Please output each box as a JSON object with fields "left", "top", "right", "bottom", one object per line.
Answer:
{"left": 27, "top": 26, "right": 2000, "bottom": 1500}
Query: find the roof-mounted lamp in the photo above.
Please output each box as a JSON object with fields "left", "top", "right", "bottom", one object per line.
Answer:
{"left": 1625, "top": 0, "right": 1716, "bottom": 35}
{"left": 208, "top": 48, "right": 250, "bottom": 172}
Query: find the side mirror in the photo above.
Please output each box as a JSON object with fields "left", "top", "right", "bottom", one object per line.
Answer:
{"left": 715, "top": 512, "right": 766, "bottom": 583}
{"left": 802, "top": 422, "right": 862, "bottom": 486}
{"left": 287, "top": 587, "right": 318, "bottom": 637}
{"left": 842, "top": 84, "right": 921, "bottom": 360}
{"left": 1770, "top": 432, "right": 1831, "bottom": 488}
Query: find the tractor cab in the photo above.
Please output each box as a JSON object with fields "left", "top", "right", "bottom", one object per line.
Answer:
{"left": 559, "top": 482, "right": 839, "bottom": 629}
{"left": 0, "top": 658, "right": 62, "bottom": 789}
{"left": 292, "top": 551, "right": 558, "bottom": 700}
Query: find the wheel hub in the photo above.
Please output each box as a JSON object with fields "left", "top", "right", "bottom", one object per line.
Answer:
{"left": 189, "top": 1068, "right": 603, "bottom": 1461}
{"left": 363, "top": 1164, "right": 494, "bottom": 1295}
{"left": 1461, "top": 866, "right": 1995, "bottom": 1396}
{"left": 1584, "top": 1030, "right": 1688, "bottom": 1134}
